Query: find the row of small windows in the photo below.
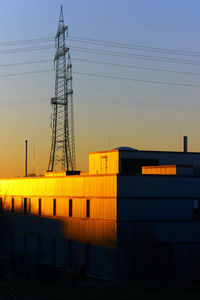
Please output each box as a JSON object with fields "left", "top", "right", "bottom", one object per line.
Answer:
{"left": 2, "top": 197, "right": 90, "bottom": 218}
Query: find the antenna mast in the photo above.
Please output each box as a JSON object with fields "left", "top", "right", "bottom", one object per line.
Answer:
{"left": 48, "top": 6, "right": 76, "bottom": 171}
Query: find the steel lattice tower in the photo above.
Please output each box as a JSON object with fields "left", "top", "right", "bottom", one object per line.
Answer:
{"left": 48, "top": 6, "right": 75, "bottom": 172}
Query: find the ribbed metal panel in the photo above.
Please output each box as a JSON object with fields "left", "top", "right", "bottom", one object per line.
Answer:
{"left": 117, "top": 175, "right": 200, "bottom": 198}
{"left": 0, "top": 175, "right": 117, "bottom": 198}
{"left": 117, "top": 198, "right": 192, "bottom": 220}
{"left": 117, "top": 221, "right": 200, "bottom": 245}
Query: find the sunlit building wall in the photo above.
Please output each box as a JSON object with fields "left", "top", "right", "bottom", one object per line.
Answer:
{"left": 1, "top": 147, "right": 200, "bottom": 278}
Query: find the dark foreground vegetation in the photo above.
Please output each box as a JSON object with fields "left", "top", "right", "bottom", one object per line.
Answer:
{"left": 1, "top": 275, "right": 200, "bottom": 300}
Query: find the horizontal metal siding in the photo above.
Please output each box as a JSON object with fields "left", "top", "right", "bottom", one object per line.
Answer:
{"left": 0, "top": 175, "right": 117, "bottom": 198}
{"left": 89, "top": 245, "right": 116, "bottom": 279}
{"left": 2, "top": 233, "right": 118, "bottom": 279}
{"left": 117, "top": 198, "right": 192, "bottom": 220}
{"left": 10, "top": 214, "right": 116, "bottom": 246}
{"left": 117, "top": 175, "right": 200, "bottom": 198}
{"left": 117, "top": 221, "right": 200, "bottom": 244}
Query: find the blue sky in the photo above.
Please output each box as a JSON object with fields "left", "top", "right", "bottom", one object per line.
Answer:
{"left": 1, "top": 0, "right": 200, "bottom": 176}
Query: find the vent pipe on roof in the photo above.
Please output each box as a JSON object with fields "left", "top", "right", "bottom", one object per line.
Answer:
{"left": 183, "top": 136, "right": 188, "bottom": 153}
{"left": 25, "top": 140, "right": 28, "bottom": 177}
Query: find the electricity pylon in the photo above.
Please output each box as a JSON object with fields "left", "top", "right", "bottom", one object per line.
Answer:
{"left": 48, "top": 6, "right": 75, "bottom": 172}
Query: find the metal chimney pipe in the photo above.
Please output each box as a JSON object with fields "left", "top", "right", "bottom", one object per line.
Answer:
{"left": 25, "top": 140, "right": 28, "bottom": 177}
{"left": 183, "top": 136, "right": 188, "bottom": 153}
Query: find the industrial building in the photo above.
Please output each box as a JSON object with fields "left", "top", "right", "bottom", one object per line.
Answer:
{"left": 0, "top": 8, "right": 199, "bottom": 281}
{"left": 1, "top": 143, "right": 200, "bottom": 279}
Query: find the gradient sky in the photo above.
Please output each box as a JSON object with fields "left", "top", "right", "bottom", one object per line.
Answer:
{"left": 1, "top": 0, "right": 200, "bottom": 177}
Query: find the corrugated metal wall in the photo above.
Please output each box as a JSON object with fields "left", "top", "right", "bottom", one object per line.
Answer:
{"left": 117, "top": 175, "right": 200, "bottom": 198}
{"left": 0, "top": 174, "right": 117, "bottom": 199}
{"left": 117, "top": 221, "right": 200, "bottom": 245}
{"left": 117, "top": 198, "right": 192, "bottom": 220}
{"left": 1, "top": 232, "right": 118, "bottom": 279}
{"left": 5, "top": 213, "right": 117, "bottom": 246}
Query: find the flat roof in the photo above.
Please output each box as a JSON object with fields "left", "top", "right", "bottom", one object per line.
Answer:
{"left": 89, "top": 149, "right": 200, "bottom": 155}
{"left": 142, "top": 165, "right": 194, "bottom": 169}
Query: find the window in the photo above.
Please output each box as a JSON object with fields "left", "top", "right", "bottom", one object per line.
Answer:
{"left": 86, "top": 199, "right": 90, "bottom": 218}
{"left": 69, "top": 199, "right": 72, "bottom": 217}
{"left": 53, "top": 199, "right": 56, "bottom": 216}
{"left": 24, "top": 198, "right": 27, "bottom": 214}
{"left": 11, "top": 198, "right": 14, "bottom": 213}
{"left": 0, "top": 198, "right": 2, "bottom": 211}
{"left": 38, "top": 198, "right": 42, "bottom": 215}
{"left": 23, "top": 198, "right": 31, "bottom": 214}
{"left": 29, "top": 199, "right": 31, "bottom": 214}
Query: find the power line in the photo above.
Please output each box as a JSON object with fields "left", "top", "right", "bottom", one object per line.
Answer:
{"left": 56, "top": 3, "right": 200, "bottom": 33}
{"left": 71, "top": 46, "right": 200, "bottom": 66}
{"left": 74, "top": 71, "right": 200, "bottom": 88}
{"left": 0, "top": 4, "right": 58, "bottom": 13}
{"left": 69, "top": 36, "right": 200, "bottom": 57}
{"left": 0, "top": 59, "right": 51, "bottom": 67}
{"left": 0, "top": 69, "right": 53, "bottom": 79}
{"left": 76, "top": 97, "right": 200, "bottom": 112}
{"left": 0, "top": 45, "right": 54, "bottom": 54}
{"left": 75, "top": 79, "right": 200, "bottom": 96}
{"left": 0, "top": 93, "right": 199, "bottom": 113}
{"left": 0, "top": 37, "right": 53, "bottom": 47}
{"left": 1, "top": 35, "right": 200, "bottom": 58}
{"left": 1, "top": 67, "right": 200, "bottom": 88}
{"left": 0, "top": 97, "right": 48, "bottom": 107}
{"left": 73, "top": 57, "right": 200, "bottom": 76}
{"left": 1, "top": 42, "right": 200, "bottom": 66}
{"left": 0, "top": 73, "right": 198, "bottom": 99}
{"left": 0, "top": 75, "right": 199, "bottom": 99}
{"left": 0, "top": 5, "right": 58, "bottom": 18}
{"left": 3, "top": 57, "right": 200, "bottom": 77}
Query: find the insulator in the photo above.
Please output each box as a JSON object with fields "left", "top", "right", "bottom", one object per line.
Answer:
{"left": 51, "top": 98, "right": 57, "bottom": 105}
